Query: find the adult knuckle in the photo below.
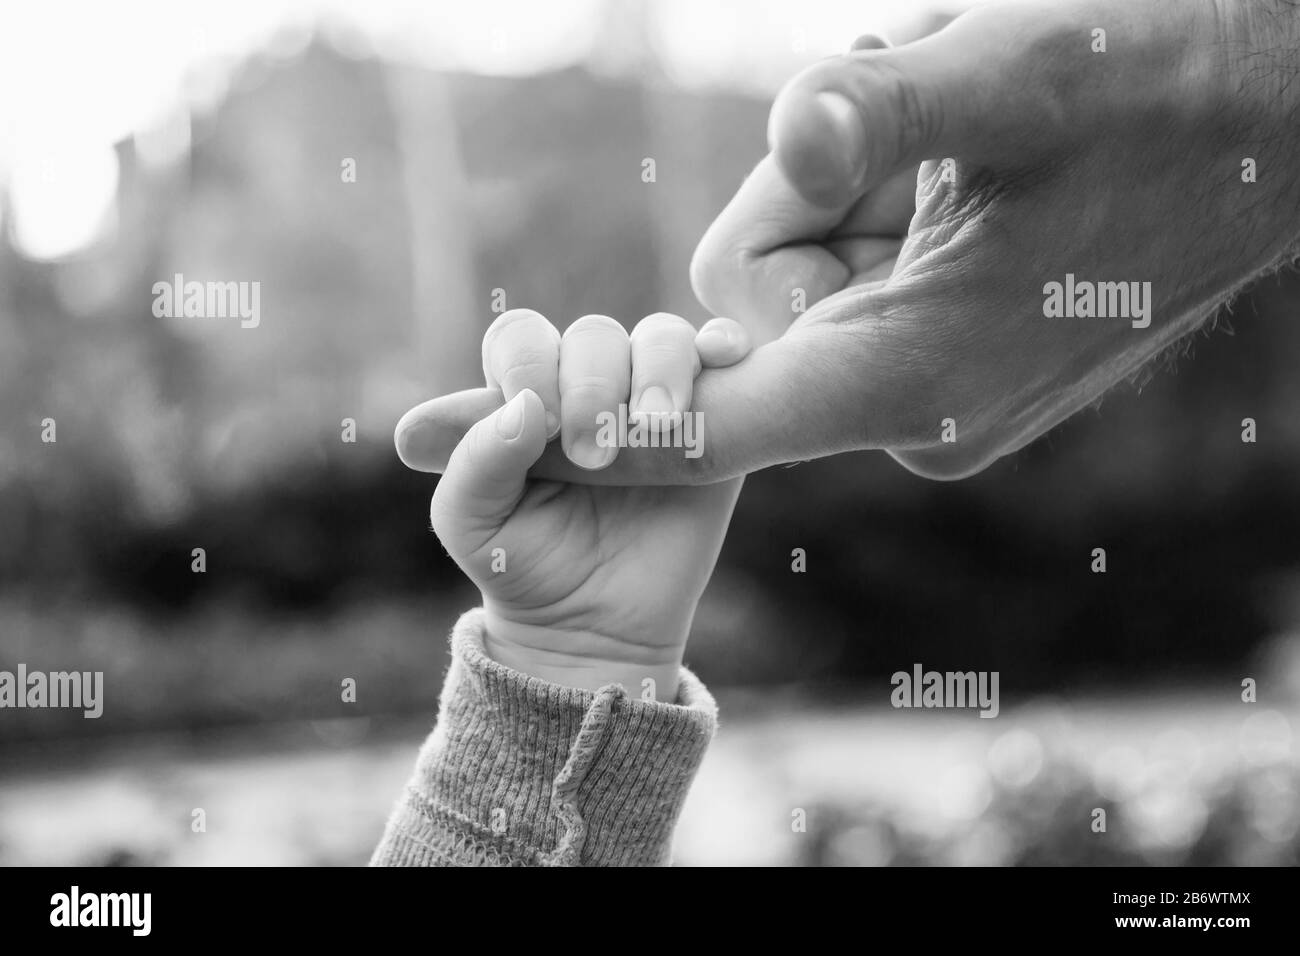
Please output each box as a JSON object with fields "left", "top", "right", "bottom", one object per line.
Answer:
{"left": 689, "top": 242, "right": 721, "bottom": 311}
{"left": 864, "top": 58, "right": 942, "bottom": 160}
{"left": 690, "top": 239, "right": 750, "bottom": 315}
{"left": 890, "top": 442, "right": 1001, "bottom": 481}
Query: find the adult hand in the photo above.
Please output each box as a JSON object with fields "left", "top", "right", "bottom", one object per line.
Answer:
{"left": 397, "top": 0, "right": 1300, "bottom": 483}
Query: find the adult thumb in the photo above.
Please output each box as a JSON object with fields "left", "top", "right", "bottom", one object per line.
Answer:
{"left": 768, "top": 6, "right": 1026, "bottom": 208}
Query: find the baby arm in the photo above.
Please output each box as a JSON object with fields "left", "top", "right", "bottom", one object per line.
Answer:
{"left": 372, "top": 311, "right": 749, "bottom": 866}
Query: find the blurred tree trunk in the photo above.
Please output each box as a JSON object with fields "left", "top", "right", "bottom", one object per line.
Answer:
{"left": 384, "top": 65, "right": 480, "bottom": 394}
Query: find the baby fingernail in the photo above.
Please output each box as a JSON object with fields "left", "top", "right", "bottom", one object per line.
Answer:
{"left": 634, "top": 386, "right": 675, "bottom": 419}
{"left": 696, "top": 328, "right": 731, "bottom": 350}
{"left": 544, "top": 410, "right": 560, "bottom": 439}
{"left": 566, "top": 431, "right": 615, "bottom": 470}
{"left": 496, "top": 392, "right": 527, "bottom": 440}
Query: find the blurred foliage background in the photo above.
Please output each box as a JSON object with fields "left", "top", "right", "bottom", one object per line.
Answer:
{"left": 1, "top": 2, "right": 1298, "bottom": 866}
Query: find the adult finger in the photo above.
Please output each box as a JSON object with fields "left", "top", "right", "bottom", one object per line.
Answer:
{"left": 691, "top": 155, "right": 850, "bottom": 344}
{"left": 395, "top": 300, "right": 919, "bottom": 487}
{"left": 695, "top": 317, "right": 751, "bottom": 369}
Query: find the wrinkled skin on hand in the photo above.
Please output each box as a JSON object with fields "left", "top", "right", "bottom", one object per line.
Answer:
{"left": 397, "top": 0, "right": 1300, "bottom": 484}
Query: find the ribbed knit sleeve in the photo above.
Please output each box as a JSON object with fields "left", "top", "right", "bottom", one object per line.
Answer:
{"left": 369, "top": 608, "right": 717, "bottom": 866}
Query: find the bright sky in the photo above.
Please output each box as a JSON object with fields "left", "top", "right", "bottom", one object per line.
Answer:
{"left": 0, "top": 0, "right": 955, "bottom": 261}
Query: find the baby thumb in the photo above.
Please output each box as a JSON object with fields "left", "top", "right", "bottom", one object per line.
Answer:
{"left": 428, "top": 388, "right": 548, "bottom": 554}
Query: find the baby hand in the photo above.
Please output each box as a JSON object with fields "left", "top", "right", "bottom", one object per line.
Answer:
{"left": 423, "top": 310, "right": 750, "bottom": 700}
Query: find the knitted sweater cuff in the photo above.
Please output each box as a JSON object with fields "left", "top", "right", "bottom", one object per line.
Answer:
{"left": 370, "top": 608, "right": 717, "bottom": 866}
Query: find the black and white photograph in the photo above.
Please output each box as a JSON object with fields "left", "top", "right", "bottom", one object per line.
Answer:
{"left": 0, "top": 0, "right": 1296, "bottom": 929}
